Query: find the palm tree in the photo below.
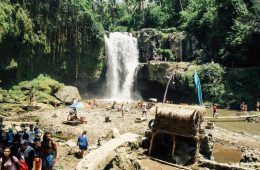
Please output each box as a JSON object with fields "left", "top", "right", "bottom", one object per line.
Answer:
{"left": 134, "top": 0, "right": 146, "bottom": 21}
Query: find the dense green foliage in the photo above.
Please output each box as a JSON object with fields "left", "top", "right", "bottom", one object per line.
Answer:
{"left": 91, "top": 0, "right": 259, "bottom": 67}
{"left": 174, "top": 63, "right": 259, "bottom": 109}
{"left": 180, "top": 0, "right": 259, "bottom": 67}
{"left": 0, "top": 0, "right": 104, "bottom": 87}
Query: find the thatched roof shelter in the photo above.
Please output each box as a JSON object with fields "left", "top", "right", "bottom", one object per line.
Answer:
{"left": 149, "top": 103, "right": 206, "bottom": 137}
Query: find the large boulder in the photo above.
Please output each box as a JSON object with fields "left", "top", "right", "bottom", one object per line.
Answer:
{"left": 55, "top": 86, "right": 81, "bottom": 103}
{"left": 76, "top": 133, "right": 140, "bottom": 170}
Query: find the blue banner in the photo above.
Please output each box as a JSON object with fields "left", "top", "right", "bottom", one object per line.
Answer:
{"left": 194, "top": 69, "right": 203, "bottom": 106}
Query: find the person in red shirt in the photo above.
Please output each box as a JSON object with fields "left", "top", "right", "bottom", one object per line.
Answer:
{"left": 213, "top": 103, "right": 218, "bottom": 118}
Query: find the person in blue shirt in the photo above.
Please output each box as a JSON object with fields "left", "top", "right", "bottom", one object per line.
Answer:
{"left": 77, "top": 130, "right": 88, "bottom": 158}
{"left": 6, "top": 128, "right": 14, "bottom": 147}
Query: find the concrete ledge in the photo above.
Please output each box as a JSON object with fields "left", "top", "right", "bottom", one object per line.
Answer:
{"left": 76, "top": 133, "right": 140, "bottom": 170}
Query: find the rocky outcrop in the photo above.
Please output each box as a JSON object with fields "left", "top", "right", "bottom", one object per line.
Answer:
{"left": 135, "top": 28, "right": 199, "bottom": 62}
{"left": 241, "top": 148, "right": 260, "bottom": 163}
{"left": 55, "top": 86, "right": 81, "bottom": 104}
{"left": 138, "top": 61, "right": 196, "bottom": 87}
{"left": 136, "top": 61, "right": 198, "bottom": 102}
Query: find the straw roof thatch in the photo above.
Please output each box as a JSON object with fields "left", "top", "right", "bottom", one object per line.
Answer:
{"left": 149, "top": 103, "right": 206, "bottom": 137}
{"left": 149, "top": 103, "right": 206, "bottom": 121}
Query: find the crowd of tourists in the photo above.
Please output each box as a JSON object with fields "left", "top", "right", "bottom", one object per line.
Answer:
{"left": 0, "top": 124, "right": 57, "bottom": 170}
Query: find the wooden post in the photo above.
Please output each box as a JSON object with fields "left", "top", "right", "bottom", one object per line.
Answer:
{"left": 171, "top": 135, "right": 176, "bottom": 159}
{"left": 163, "top": 72, "right": 175, "bottom": 103}
{"left": 193, "top": 136, "right": 200, "bottom": 163}
{"left": 149, "top": 131, "right": 158, "bottom": 155}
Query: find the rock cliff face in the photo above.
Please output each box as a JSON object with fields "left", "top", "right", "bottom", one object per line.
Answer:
{"left": 138, "top": 61, "right": 196, "bottom": 86}
{"left": 136, "top": 61, "right": 198, "bottom": 103}
{"left": 134, "top": 28, "right": 200, "bottom": 62}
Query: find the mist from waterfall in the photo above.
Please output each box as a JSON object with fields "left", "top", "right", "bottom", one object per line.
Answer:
{"left": 104, "top": 32, "right": 139, "bottom": 100}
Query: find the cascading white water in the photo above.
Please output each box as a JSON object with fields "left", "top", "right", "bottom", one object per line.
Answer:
{"left": 104, "top": 32, "right": 139, "bottom": 100}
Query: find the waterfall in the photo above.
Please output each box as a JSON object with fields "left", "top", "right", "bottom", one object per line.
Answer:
{"left": 104, "top": 32, "right": 139, "bottom": 100}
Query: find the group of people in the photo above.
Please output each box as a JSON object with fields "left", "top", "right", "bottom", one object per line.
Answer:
{"left": 106, "top": 101, "right": 148, "bottom": 118}
{"left": 67, "top": 111, "right": 79, "bottom": 122}
{"left": 213, "top": 101, "right": 259, "bottom": 118}
{"left": 0, "top": 124, "right": 57, "bottom": 170}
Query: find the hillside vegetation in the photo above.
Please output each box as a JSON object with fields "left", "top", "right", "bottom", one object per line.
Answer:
{"left": 0, "top": 0, "right": 259, "bottom": 105}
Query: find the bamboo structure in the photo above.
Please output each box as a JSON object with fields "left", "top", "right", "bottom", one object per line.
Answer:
{"left": 148, "top": 103, "right": 206, "bottom": 164}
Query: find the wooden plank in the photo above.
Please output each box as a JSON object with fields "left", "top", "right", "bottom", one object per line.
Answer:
{"left": 205, "top": 114, "right": 260, "bottom": 122}
{"left": 149, "top": 156, "right": 191, "bottom": 170}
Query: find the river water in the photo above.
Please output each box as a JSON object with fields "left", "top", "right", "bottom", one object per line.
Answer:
{"left": 213, "top": 143, "right": 242, "bottom": 163}
{"left": 206, "top": 108, "right": 260, "bottom": 138}
{"left": 206, "top": 108, "right": 259, "bottom": 163}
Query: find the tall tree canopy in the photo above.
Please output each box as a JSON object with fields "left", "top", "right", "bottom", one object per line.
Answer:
{"left": 0, "top": 0, "right": 259, "bottom": 87}
{"left": 0, "top": 0, "right": 104, "bottom": 87}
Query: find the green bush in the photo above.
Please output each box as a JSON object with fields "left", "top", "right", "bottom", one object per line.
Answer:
{"left": 36, "top": 91, "right": 60, "bottom": 104}
{"left": 156, "top": 49, "right": 175, "bottom": 61}
{"left": 19, "top": 74, "right": 63, "bottom": 94}
{"left": 198, "top": 63, "right": 226, "bottom": 104}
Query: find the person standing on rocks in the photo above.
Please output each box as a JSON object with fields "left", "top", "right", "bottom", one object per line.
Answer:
{"left": 142, "top": 103, "right": 147, "bottom": 117}
{"left": 41, "top": 132, "right": 57, "bottom": 170}
{"left": 77, "top": 130, "right": 88, "bottom": 158}
{"left": 121, "top": 104, "right": 125, "bottom": 117}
